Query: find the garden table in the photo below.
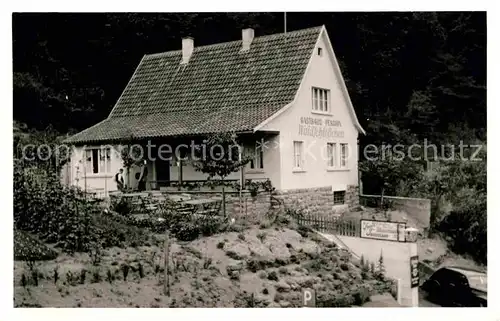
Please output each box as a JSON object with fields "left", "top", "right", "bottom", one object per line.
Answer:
{"left": 181, "top": 198, "right": 222, "bottom": 216}
{"left": 121, "top": 192, "right": 149, "bottom": 213}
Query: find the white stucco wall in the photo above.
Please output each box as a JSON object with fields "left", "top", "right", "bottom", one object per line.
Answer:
{"left": 69, "top": 145, "right": 123, "bottom": 194}
{"left": 261, "top": 30, "right": 360, "bottom": 191}
{"left": 168, "top": 139, "right": 280, "bottom": 188}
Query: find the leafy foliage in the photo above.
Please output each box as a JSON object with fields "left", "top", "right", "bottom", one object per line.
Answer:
{"left": 192, "top": 132, "right": 251, "bottom": 183}
{"left": 14, "top": 162, "right": 150, "bottom": 253}
{"left": 14, "top": 229, "right": 58, "bottom": 261}
{"left": 110, "top": 196, "right": 134, "bottom": 216}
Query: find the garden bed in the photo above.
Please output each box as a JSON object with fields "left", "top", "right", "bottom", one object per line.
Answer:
{"left": 14, "top": 226, "right": 395, "bottom": 308}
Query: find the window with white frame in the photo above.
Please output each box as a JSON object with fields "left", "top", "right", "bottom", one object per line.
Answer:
{"left": 85, "top": 147, "right": 111, "bottom": 174}
{"left": 340, "top": 143, "right": 348, "bottom": 168}
{"left": 293, "top": 141, "right": 304, "bottom": 169}
{"left": 327, "top": 143, "right": 337, "bottom": 168}
{"left": 312, "top": 87, "right": 330, "bottom": 113}
{"left": 249, "top": 141, "right": 264, "bottom": 170}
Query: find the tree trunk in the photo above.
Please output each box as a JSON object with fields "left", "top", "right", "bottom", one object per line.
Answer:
{"left": 127, "top": 167, "right": 130, "bottom": 191}
{"left": 380, "top": 186, "right": 385, "bottom": 211}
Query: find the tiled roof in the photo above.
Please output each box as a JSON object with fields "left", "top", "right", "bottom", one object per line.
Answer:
{"left": 65, "top": 26, "right": 322, "bottom": 144}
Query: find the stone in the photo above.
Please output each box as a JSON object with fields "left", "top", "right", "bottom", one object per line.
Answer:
{"left": 279, "top": 300, "right": 292, "bottom": 308}
{"left": 276, "top": 281, "right": 291, "bottom": 293}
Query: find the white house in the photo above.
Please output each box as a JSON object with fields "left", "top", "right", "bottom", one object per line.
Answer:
{"left": 64, "top": 25, "right": 365, "bottom": 206}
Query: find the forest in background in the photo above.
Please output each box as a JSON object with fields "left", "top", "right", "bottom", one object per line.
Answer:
{"left": 12, "top": 12, "right": 487, "bottom": 263}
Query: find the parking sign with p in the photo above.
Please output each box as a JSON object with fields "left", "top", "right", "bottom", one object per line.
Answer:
{"left": 302, "top": 288, "right": 316, "bottom": 307}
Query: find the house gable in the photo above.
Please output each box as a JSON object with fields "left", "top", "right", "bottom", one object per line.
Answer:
{"left": 257, "top": 26, "right": 363, "bottom": 190}
{"left": 255, "top": 26, "right": 365, "bottom": 135}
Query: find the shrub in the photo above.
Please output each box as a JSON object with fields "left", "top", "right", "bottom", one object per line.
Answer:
{"left": 79, "top": 269, "right": 87, "bottom": 284}
{"left": 53, "top": 266, "right": 59, "bottom": 284}
{"left": 216, "top": 241, "right": 225, "bottom": 249}
{"left": 106, "top": 269, "right": 114, "bottom": 283}
{"left": 352, "top": 287, "right": 371, "bottom": 306}
{"left": 256, "top": 232, "right": 267, "bottom": 242}
{"left": 14, "top": 163, "right": 150, "bottom": 254}
{"left": 110, "top": 196, "right": 134, "bottom": 216}
{"left": 21, "top": 274, "right": 27, "bottom": 287}
{"left": 437, "top": 194, "right": 486, "bottom": 264}
{"left": 138, "top": 263, "right": 144, "bottom": 279}
{"left": 14, "top": 229, "right": 58, "bottom": 261}
{"left": 267, "top": 271, "right": 279, "bottom": 281}
{"left": 160, "top": 205, "right": 224, "bottom": 241}
{"left": 91, "top": 268, "right": 101, "bottom": 283}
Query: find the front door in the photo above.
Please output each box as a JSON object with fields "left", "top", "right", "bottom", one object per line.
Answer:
{"left": 155, "top": 158, "right": 170, "bottom": 187}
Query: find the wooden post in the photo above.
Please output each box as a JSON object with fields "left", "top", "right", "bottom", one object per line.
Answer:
{"left": 178, "top": 158, "right": 183, "bottom": 191}
{"left": 222, "top": 186, "right": 226, "bottom": 217}
{"left": 164, "top": 232, "right": 170, "bottom": 296}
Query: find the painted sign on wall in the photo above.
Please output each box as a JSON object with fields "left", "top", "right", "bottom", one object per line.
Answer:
{"left": 410, "top": 255, "right": 419, "bottom": 287}
{"left": 360, "top": 220, "right": 406, "bottom": 242}
{"left": 298, "top": 116, "right": 344, "bottom": 139}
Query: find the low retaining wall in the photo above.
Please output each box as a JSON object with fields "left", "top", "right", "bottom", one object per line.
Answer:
{"left": 146, "top": 184, "right": 361, "bottom": 224}
{"left": 360, "top": 195, "right": 431, "bottom": 230}
{"left": 275, "top": 186, "right": 334, "bottom": 215}
{"left": 276, "top": 185, "right": 360, "bottom": 215}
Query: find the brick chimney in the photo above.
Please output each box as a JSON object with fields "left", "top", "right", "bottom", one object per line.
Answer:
{"left": 241, "top": 28, "right": 255, "bottom": 51}
{"left": 181, "top": 37, "right": 194, "bottom": 64}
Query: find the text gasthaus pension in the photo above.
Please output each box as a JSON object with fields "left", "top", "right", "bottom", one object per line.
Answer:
{"left": 298, "top": 117, "right": 344, "bottom": 139}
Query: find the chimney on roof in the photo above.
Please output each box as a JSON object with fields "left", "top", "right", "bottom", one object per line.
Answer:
{"left": 181, "top": 37, "right": 194, "bottom": 64}
{"left": 241, "top": 28, "right": 254, "bottom": 51}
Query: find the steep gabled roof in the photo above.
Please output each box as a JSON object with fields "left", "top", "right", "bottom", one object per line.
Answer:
{"left": 65, "top": 26, "right": 322, "bottom": 144}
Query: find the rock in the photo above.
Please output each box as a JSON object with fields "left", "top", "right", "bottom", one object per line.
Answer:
{"left": 279, "top": 300, "right": 292, "bottom": 308}
{"left": 228, "top": 270, "right": 240, "bottom": 280}
{"left": 225, "top": 242, "right": 251, "bottom": 259}
{"left": 227, "top": 262, "right": 244, "bottom": 272}
{"left": 276, "top": 281, "right": 291, "bottom": 293}
{"left": 285, "top": 278, "right": 299, "bottom": 290}
{"left": 323, "top": 274, "right": 334, "bottom": 281}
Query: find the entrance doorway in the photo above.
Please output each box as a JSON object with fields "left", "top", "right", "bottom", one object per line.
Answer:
{"left": 155, "top": 158, "right": 170, "bottom": 188}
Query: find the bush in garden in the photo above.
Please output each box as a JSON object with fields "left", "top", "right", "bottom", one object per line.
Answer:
{"left": 110, "top": 196, "right": 134, "bottom": 216}
{"left": 14, "top": 229, "right": 58, "bottom": 261}
{"left": 14, "top": 162, "right": 152, "bottom": 254}
{"left": 158, "top": 203, "right": 225, "bottom": 241}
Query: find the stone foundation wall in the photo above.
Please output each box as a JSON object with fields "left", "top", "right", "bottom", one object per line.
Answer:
{"left": 275, "top": 186, "right": 334, "bottom": 215}
{"left": 346, "top": 185, "right": 360, "bottom": 208}
{"left": 167, "top": 184, "right": 360, "bottom": 222}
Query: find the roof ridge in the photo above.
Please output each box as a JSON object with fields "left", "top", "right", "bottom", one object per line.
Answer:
{"left": 145, "top": 25, "right": 323, "bottom": 58}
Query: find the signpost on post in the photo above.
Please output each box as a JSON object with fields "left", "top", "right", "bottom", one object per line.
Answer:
{"left": 302, "top": 288, "right": 316, "bottom": 307}
{"left": 410, "top": 255, "right": 419, "bottom": 288}
{"left": 360, "top": 219, "right": 407, "bottom": 242}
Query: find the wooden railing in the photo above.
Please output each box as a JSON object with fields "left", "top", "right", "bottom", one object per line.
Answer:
{"left": 148, "top": 178, "right": 270, "bottom": 191}
{"left": 293, "top": 212, "right": 360, "bottom": 237}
